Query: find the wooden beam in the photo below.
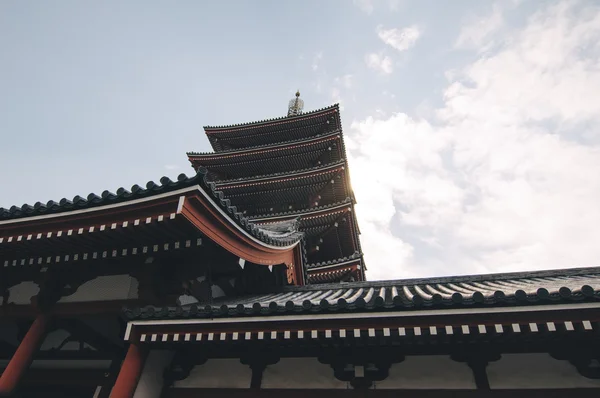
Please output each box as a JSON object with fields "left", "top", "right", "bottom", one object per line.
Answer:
{"left": 55, "top": 318, "right": 123, "bottom": 354}
{"left": 164, "top": 389, "right": 600, "bottom": 398}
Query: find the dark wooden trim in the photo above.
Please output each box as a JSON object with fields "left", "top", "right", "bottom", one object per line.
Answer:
{"left": 129, "top": 306, "right": 600, "bottom": 341}
{"left": 20, "top": 369, "right": 107, "bottom": 386}
{"left": 97, "top": 355, "right": 124, "bottom": 398}
{"left": 165, "top": 388, "right": 600, "bottom": 398}
{"left": 249, "top": 367, "right": 263, "bottom": 389}
{"left": 469, "top": 360, "right": 490, "bottom": 389}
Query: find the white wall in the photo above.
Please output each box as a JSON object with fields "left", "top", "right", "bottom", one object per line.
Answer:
{"left": 262, "top": 358, "right": 347, "bottom": 389}
{"left": 488, "top": 353, "right": 600, "bottom": 389}
{"left": 174, "top": 359, "right": 252, "bottom": 389}
{"left": 376, "top": 356, "right": 476, "bottom": 389}
{"left": 58, "top": 275, "right": 138, "bottom": 303}
{"left": 133, "top": 350, "right": 175, "bottom": 398}
{"left": 7, "top": 281, "right": 39, "bottom": 305}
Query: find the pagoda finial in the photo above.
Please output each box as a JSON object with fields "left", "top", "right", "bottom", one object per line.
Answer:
{"left": 287, "top": 90, "right": 304, "bottom": 117}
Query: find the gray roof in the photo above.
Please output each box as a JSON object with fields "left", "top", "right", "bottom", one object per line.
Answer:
{"left": 124, "top": 266, "right": 600, "bottom": 320}
{"left": 0, "top": 170, "right": 303, "bottom": 247}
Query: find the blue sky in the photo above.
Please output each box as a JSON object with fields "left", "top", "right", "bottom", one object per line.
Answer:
{"left": 2, "top": 0, "right": 600, "bottom": 280}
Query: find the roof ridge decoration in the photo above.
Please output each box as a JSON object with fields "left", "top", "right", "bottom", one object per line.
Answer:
{"left": 214, "top": 159, "right": 347, "bottom": 185}
{"left": 0, "top": 168, "right": 303, "bottom": 247}
{"left": 204, "top": 103, "right": 339, "bottom": 131}
{"left": 187, "top": 130, "right": 342, "bottom": 157}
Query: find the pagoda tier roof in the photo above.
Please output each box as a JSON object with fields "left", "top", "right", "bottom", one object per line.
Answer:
{"left": 187, "top": 130, "right": 342, "bottom": 159}
{"left": 252, "top": 200, "right": 359, "bottom": 276}
{"left": 123, "top": 265, "right": 600, "bottom": 321}
{"left": 203, "top": 104, "right": 341, "bottom": 152}
{"left": 249, "top": 198, "right": 353, "bottom": 222}
{"left": 306, "top": 251, "right": 362, "bottom": 270}
{"left": 307, "top": 253, "right": 363, "bottom": 283}
{"left": 215, "top": 164, "right": 349, "bottom": 216}
{"left": 215, "top": 161, "right": 346, "bottom": 192}
{"left": 188, "top": 132, "right": 344, "bottom": 180}
{"left": 213, "top": 159, "right": 347, "bottom": 187}
{"left": 307, "top": 267, "right": 355, "bottom": 284}
{"left": 0, "top": 171, "right": 304, "bottom": 267}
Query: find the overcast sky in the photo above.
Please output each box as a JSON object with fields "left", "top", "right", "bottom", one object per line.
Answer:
{"left": 2, "top": 0, "right": 600, "bottom": 280}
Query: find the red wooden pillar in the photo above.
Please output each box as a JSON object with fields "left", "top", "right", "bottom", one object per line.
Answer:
{"left": 110, "top": 343, "right": 148, "bottom": 398}
{"left": 0, "top": 314, "right": 49, "bottom": 396}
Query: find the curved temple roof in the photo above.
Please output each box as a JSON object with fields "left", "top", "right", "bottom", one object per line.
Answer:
{"left": 124, "top": 266, "right": 600, "bottom": 320}
{"left": 0, "top": 168, "right": 303, "bottom": 248}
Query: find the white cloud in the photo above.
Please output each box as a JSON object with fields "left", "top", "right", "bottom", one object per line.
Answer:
{"left": 349, "top": 1, "right": 600, "bottom": 280}
{"left": 365, "top": 53, "right": 393, "bottom": 74}
{"left": 334, "top": 74, "right": 354, "bottom": 89}
{"left": 164, "top": 164, "right": 179, "bottom": 170}
{"left": 388, "top": 0, "right": 402, "bottom": 12}
{"left": 311, "top": 51, "right": 323, "bottom": 71}
{"left": 455, "top": 4, "right": 503, "bottom": 51}
{"left": 331, "top": 87, "right": 344, "bottom": 110}
{"left": 377, "top": 25, "right": 421, "bottom": 51}
{"left": 353, "top": 0, "right": 374, "bottom": 14}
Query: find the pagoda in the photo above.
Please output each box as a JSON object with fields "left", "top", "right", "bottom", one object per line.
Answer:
{"left": 187, "top": 92, "right": 365, "bottom": 284}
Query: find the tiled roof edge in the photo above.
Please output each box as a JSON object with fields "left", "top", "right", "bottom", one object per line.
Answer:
{"left": 249, "top": 198, "right": 353, "bottom": 220}
{"left": 307, "top": 252, "right": 363, "bottom": 269}
{"left": 286, "top": 265, "right": 600, "bottom": 292}
{"left": 203, "top": 104, "right": 339, "bottom": 131}
{"left": 214, "top": 159, "right": 347, "bottom": 185}
{"left": 186, "top": 130, "right": 342, "bottom": 157}
{"left": 0, "top": 169, "right": 303, "bottom": 248}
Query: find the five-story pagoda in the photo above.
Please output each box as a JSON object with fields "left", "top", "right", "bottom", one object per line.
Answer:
{"left": 187, "top": 92, "right": 365, "bottom": 284}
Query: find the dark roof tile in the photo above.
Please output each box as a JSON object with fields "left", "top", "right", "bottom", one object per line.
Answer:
{"left": 0, "top": 168, "right": 303, "bottom": 247}
{"left": 124, "top": 266, "right": 600, "bottom": 320}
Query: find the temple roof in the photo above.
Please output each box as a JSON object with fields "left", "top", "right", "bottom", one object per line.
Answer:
{"left": 249, "top": 198, "right": 353, "bottom": 222}
{"left": 188, "top": 130, "right": 343, "bottom": 158}
{"left": 123, "top": 265, "right": 600, "bottom": 320}
{"left": 188, "top": 132, "right": 344, "bottom": 179}
{"left": 204, "top": 103, "right": 339, "bottom": 132}
{"left": 0, "top": 169, "right": 303, "bottom": 248}
{"left": 213, "top": 159, "right": 347, "bottom": 186}
{"left": 203, "top": 104, "right": 341, "bottom": 152}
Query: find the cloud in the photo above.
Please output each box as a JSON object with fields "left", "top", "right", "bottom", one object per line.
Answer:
{"left": 334, "top": 74, "right": 354, "bottom": 89}
{"left": 349, "top": 1, "right": 600, "bottom": 280}
{"left": 377, "top": 25, "right": 421, "bottom": 52}
{"left": 311, "top": 51, "right": 323, "bottom": 71}
{"left": 388, "top": 0, "right": 402, "bottom": 12}
{"left": 365, "top": 53, "right": 393, "bottom": 74}
{"left": 331, "top": 88, "right": 344, "bottom": 110}
{"left": 353, "top": 0, "right": 374, "bottom": 14}
{"left": 164, "top": 164, "right": 180, "bottom": 170}
{"left": 455, "top": 4, "right": 503, "bottom": 51}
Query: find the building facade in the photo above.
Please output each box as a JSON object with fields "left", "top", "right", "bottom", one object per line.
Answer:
{"left": 0, "top": 95, "right": 599, "bottom": 397}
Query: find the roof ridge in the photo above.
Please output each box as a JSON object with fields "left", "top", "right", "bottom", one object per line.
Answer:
{"left": 204, "top": 104, "right": 339, "bottom": 131}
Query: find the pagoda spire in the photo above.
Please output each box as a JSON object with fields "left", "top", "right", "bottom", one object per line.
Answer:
{"left": 287, "top": 90, "right": 304, "bottom": 117}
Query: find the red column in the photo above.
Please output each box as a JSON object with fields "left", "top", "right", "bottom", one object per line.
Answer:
{"left": 0, "top": 314, "right": 49, "bottom": 396}
{"left": 110, "top": 343, "right": 148, "bottom": 398}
